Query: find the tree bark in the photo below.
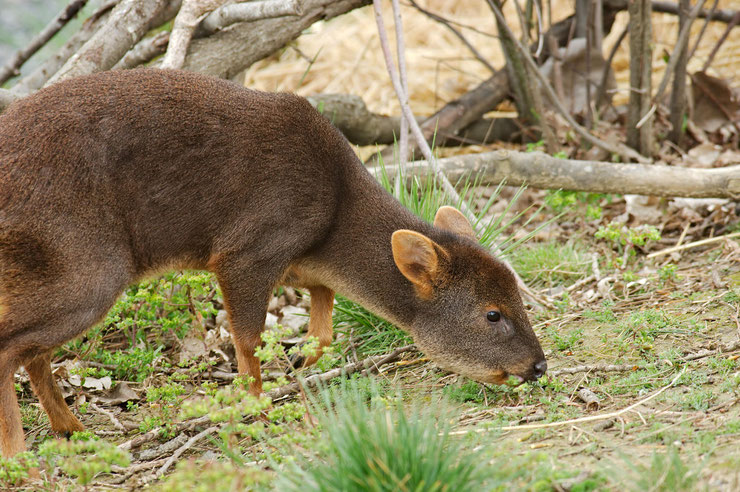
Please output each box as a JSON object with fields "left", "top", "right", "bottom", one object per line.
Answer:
{"left": 48, "top": 0, "right": 178, "bottom": 84}
{"left": 376, "top": 151, "right": 740, "bottom": 199}
{"left": 669, "top": 0, "right": 690, "bottom": 145}
{"left": 179, "top": 0, "right": 371, "bottom": 79}
{"left": 626, "top": 0, "right": 653, "bottom": 155}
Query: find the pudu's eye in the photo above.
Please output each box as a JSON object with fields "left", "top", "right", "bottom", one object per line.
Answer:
{"left": 486, "top": 310, "right": 501, "bottom": 323}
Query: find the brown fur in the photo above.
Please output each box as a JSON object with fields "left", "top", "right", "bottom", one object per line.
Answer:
{"left": 0, "top": 69, "right": 545, "bottom": 457}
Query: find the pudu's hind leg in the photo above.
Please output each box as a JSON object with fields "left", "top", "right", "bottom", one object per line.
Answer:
{"left": 288, "top": 285, "right": 335, "bottom": 369}
{"left": 24, "top": 351, "right": 84, "bottom": 436}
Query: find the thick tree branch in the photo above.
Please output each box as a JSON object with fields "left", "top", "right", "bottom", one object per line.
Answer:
{"left": 375, "top": 151, "right": 740, "bottom": 199}
{"left": 179, "top": 0, "right": 371, "bottom": 79}
{"left": 48, "top": 0, "right": 175, "bottom": 84}
{"left": 162, "top": 0, "right": 230, "bottom": 70}
{"left": 198, "top": 0, "right": 302, "bottom": 35}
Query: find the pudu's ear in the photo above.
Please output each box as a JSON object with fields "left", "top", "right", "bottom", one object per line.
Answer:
{"left": 391, "top": 230, "right": 447, "bottom": 297}
{"left": 433, "top": 206, "right": 475, "bottom": 238}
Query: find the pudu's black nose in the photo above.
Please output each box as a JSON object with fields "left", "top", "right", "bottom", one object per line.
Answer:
{"left": 533, "top": 360, "right": 548, "bottom": 379}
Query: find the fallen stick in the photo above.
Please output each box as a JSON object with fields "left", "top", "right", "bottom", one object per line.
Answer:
{"left": 647, "top": 232, "right": 740, "bottom": 258}
{"left": 449, "top": 368, "right": 685, "bottom": 435}
{"left": 374, "top": 150, "right": 740, "bottom": 199}
{"left": 550, "top": 339, "right": 740, "bottom": 377}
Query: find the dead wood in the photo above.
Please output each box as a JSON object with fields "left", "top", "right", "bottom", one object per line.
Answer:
{"left": 626, "top": 0, "right": 653, "bottom": 155}
{"left": 370, "top": 70, "right": 510, "bottom": 163}
{"left": 375, "top": 150, "right": 740, "bottom": 199}
{"left": 48, "top": 0, "right": 180, "bottom": 84}
{"left": 307, "top": 94, "right": 417, "bottom": 146}
{"left": 605, "top": 0, "right": 739, "bottom": 24}
{"left": 113, "top": 31, "right": 171, "bottom": 70}
{"left": 179, "top": 0, "right": 371, "bottom": 79}
{"left": 9, "top": 1, "right": 119, "bottom": 97}
{"left": 197, "top": 0, "right": 302, "bottom": 36}
{"left": 0, "top": 0, "right": 89, "bottom": 85}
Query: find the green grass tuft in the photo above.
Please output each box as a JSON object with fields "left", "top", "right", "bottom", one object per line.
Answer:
{"left": 276, "top": 381, "right": 488, "bottom": 492}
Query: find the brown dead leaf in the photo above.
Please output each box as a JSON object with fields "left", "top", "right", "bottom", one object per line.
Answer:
{"left": 96, "top": 382, "right": 140, "bottom": 406}
{"left": 691, "top": 71, "right": 740, "bottom": 134}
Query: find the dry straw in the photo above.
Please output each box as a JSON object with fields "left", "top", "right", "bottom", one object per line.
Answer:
{"left": 243, "top": 0, "right": 738, "bottom": 116}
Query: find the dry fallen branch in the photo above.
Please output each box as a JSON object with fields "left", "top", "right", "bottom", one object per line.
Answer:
{"left": 551, "top": 339, "right": 740, "bottom": 377}
{"left": 0, "top": 0, "right": 89, "bottom": 85}
{"left": 48, "top": 0, "right": 176, "bottom": 84}
{"left": 156, "top": 426, "right": 219, "bottom": 477}
{"left": 198, "top": 0, "right": 302, "bottom": 35}
{"left": 161, "top": 0, "right": 229, "bottom": 70}
{"left": 449, "top": 368, "right": 685, "bottom": 434}
{"left": 647, "top": 231, "right": 740, "bottom": 258}
{"left": 179, "top": 0, "right": 369, "bottom": 79}
{"left": 113, "top": 31, "right": 171, "bottom": 70}
{"left": 375, "top": 150, "right": 740, "bottom": 199}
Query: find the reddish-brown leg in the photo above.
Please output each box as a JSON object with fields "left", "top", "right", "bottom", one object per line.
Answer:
{"left": 0, "top": 357, "right": 25, "bottom": 457}
{"left": 213, "top": 256, "right": 279, "bottom": 398}
{"left": 24, "top": 351, "right": 84, "bottom": 436}
{"left": 300, "top": 286, "right": 335, "bottom": 367}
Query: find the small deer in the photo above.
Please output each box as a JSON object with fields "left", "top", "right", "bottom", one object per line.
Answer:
{"left": 0, "top": 69, "right": 546, "bottom": 457}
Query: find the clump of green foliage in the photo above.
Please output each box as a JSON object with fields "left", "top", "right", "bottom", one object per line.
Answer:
{"left": 155, "top": 459, "right": 268, "bottom": 492}
{"left": 275, "top": 381, "right": 488, "bottom": 492}
{"left": 595, "top": 222, "right": 661, "bottom": 267}
{"left": 38, "top": 434, "right": 130, "bottom": 487}
{"left": 610, "top": 447, "right": 703, "bottom": 492}
{"left": 64, "top": 271, "right": 219, "bottom": 382}
{"left": 0, "top": 451, "right": 38, "bottom": 488}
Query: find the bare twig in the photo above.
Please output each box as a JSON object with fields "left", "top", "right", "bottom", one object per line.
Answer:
{"left": 486, "top": 0, "right": 648, "bottom": 163}
{"left": 687, "top": 0, "right": 719, "bottom": 61}
{"left": 267, "top": 345, "right": 417, "bottom": 401}
{"left": 408, "top": 0, "right": 497, "bottom": 74}
{"left": 391, "top": 0, "right": 409, "bottom": 199}
{"left": 652, "top": 0, "right": 707, "bottom": 106}
{"left": 161, "top": 0, "right": 230, "bottom": 70}
{"left": 89, "top": 402, "right": 126, "bottom": 432}
{"left": 0, "top": 0, "right": 89, "bottom": 85}
{"left": 372, "top": 0, "right": 469, "bottom": 216}
{"left": 156, "top": 426, "right": 219, "bottom": 476}
{"left": 647, "top": 232, "right": 740, "bottom": 258}
{"left": 113, "top": 31, "right": 170, "bottom": 70}
{"left": 701, "top": 11, "right": 740, "bottom": 72}
{"left": 449, "top": 368, "right": 685, "bottom": 434}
